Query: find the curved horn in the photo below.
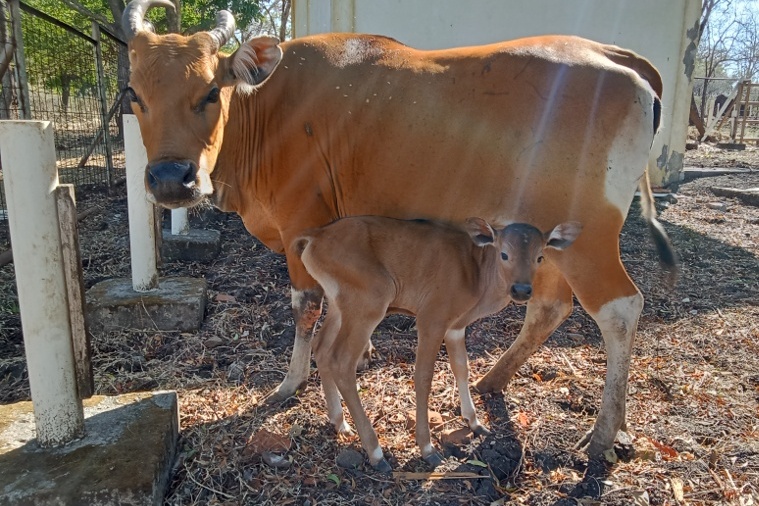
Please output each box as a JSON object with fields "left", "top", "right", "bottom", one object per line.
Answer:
{"left": 122, "top": 0, "right": 176, "bottom": 42}
{"left": 208, "top": 10, "right": 236, "bottom": 51}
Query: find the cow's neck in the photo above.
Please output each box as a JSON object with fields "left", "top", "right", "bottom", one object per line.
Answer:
{"left": 212, "top": 90, "right": 265, "bottom": 215}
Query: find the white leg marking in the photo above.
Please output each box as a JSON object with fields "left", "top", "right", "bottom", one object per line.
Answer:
{"left": 445, "top": 328, "right": 482, "bottom": 431}
{"left": 369, "top": 446, "right": 384, "bottom": 465}
{"left": 591, "top": 293, "right": 643, "bottom": 452}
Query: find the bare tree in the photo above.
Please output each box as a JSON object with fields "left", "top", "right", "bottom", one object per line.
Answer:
{"left": 245, "top": 0, "right": 291, "bottom": 41}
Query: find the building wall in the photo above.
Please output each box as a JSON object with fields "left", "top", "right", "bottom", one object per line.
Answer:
{"left": 293, "top": 0, "right": 702, "bottom": 186}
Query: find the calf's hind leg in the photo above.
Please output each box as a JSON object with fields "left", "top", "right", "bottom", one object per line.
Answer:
{"left": 312, "top": 310, "right": 352, "bottom": 435}
{"left": 320, "top": 307, "right": 392, "bottom": 472}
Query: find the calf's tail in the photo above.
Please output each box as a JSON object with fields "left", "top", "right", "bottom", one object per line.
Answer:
{"left": 638, "top": 168, "right": 678, "bottom": 287}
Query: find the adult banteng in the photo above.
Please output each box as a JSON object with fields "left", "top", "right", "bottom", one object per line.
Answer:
{"left": 122, "top": 0, "right": 677, "bottom": 457}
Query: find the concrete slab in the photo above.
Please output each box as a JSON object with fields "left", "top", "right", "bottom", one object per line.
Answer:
{"left": 711, "top": 186, "right": 759, "bottom": 206}
{"left": 161, "top": 228, "right": 221, "bottom": 263}
{"left": 86, "top": 277, "right": 207, "bottom": 332}
{"left": 682, "top": 166, "right": 754, "bottom": 182}
{"left": 0, "top": 391, "right": 179, "bottom": 506}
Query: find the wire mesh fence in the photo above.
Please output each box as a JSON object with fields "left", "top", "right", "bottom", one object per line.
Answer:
{"left": 0, "top": 0, "right": 126, "bottom": 220}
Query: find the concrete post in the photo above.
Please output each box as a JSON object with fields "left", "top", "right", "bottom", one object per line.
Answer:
{"left": 0, "top": 121, "right": 84, "bottom": 446}
{"left": 171, "top": 208, "right": 190, "bottom": 235}
{"left": 123, "top": 114, "right": 159, "bottom": 292}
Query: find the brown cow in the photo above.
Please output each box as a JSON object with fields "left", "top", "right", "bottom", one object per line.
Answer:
{"left": 122, "top": 0, "right": 677, "bottom": 457}
{"left": 296, "top": 216, "right": 582, "bottom": 471}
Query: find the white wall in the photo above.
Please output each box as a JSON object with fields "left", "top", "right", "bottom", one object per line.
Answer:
{"left": 293, "top": 0, "right": 701, "bottom": 186}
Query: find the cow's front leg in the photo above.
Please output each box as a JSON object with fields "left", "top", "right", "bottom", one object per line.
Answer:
{"left": 264, "top": 286, "right": 324, "bottom": 403}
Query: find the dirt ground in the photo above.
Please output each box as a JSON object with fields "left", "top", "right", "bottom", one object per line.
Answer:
{"left": 0, "top": 144, "right": 758, "bottom": 505}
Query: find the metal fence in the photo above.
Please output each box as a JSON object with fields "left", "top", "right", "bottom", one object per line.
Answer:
{"left": 0, "top": 0, "right": 126, "bottom": 216}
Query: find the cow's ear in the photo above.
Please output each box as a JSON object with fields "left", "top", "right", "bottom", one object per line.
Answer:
{"left": 465, "top": 217, "right": 495, "bottom": 247}
{"left": 221, "top": 36, "right": 283, "bottom": 92}
{"left": 545, "top": 221, "right": 582, "bottom": 250}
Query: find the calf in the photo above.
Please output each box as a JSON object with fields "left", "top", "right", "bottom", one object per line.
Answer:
{"left": 294, "top": 216, "right": 582, "bottom": 471}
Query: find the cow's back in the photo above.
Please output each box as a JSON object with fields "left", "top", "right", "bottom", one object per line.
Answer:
{"left": 224, "top": 33, "right": 660, "bottom": 247}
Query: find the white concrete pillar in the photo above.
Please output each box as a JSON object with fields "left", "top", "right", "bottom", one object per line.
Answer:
{"left": 123, "top": 115, "right": 159, "bottom": 292}
{"left": 171, "top": 208, "right": 189, "bottom": 236}
{"left": 0, "top": 120, "right": 84, "bottom": 446}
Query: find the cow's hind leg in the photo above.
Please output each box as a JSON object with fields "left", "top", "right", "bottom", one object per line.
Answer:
{"left": 264, "top": 286, "right": 324, "bottom": 403}
{"left": 475, "top": 261, "right": 573, "bottom": 393}
{"left": 556, "top": 233, "right": 643, "bottom": 458}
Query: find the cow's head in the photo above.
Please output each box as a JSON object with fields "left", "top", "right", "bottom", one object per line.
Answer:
{"left": 122, "top": 0, "right": 283, "bottom": 208}
{"left": 466, "top": 219, "right": 583, "bottom": 303}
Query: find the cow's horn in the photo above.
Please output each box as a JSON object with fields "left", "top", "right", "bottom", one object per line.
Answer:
{"left": 208, "top": 10, "right": 236, "bottom": 51}
{"left": 122, "top": 0, "right": 176, "bottom": 42}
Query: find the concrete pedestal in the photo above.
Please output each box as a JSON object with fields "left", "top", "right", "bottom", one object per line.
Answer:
{"left": 161, "top": 228, "right": 221, "bottom": 263}
{"left": 0, "top": 392, "right": 179, "bottom": 506}
{"left": 86, "top": 277, "right": 207, "bottom": 332}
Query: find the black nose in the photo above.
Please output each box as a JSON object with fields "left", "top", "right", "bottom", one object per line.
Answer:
{"left": 511, "top": 283, "right": 532, "bottom": 302}
{"left": 147, "top": 160, "right": 196, "bottom": 190}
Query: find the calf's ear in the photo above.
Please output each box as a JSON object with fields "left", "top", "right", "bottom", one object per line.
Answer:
{"left": 545, "top": 221, "right": 582, "bottom": 250}
{"left": 465, "top": 217, "right": 495, "bottom": 247}
{"left": 220, "top": 36, "right": 283, "bottom": 92}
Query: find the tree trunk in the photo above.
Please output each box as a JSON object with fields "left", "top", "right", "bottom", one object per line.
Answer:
{"left": 690, "top": 92, "right": 705, "bottom": 138}
{"left": 279, "top": 0, "right": 291, "bottom": 41}
{"left": 61, "top": 74, "right": 72, "bottom": 114}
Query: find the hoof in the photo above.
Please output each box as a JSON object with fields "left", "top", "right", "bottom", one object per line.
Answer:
{"left": 262, "top": 380, "right": 306, "bottom": 405}
{"left": 372, "top": 458, "right": 392, "bottom": 473}
{"left": 473, "top": 378, "right": 501, "bottom": 394}
{"left": 423, "top": 451, "right": 444, "bottom": 468}
{"left": 357, "top": 341, "right": 376, "bottom": 372}
{"left": 473, "top": 424, "right": 492, "bottom": 437}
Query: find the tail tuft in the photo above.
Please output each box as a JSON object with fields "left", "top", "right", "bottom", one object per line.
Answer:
{"left": 639, "top": 168, "right": 679, "bottom": 288}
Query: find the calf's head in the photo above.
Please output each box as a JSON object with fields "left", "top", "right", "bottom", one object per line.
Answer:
{"left": 465, "top": 218, "right": 583, "bottom": 303}
{"left": 122, "top": 0, "right": 283, "bottom": 208}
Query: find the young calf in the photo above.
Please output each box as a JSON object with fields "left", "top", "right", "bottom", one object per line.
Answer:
{"left": 294, "top": 216, "right": 581, "bottom": 471}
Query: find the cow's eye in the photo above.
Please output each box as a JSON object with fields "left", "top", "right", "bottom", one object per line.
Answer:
{"left": 501, "top": 252, "right": 508, "bottom": 261}
{"left": 126, "top": 87, "right": 139, "bottom": 103}
{"left": 537, "top": 255, "right": 544, "bottom": 264}
{"left": 207, "top": 87, "right": 220, "bottom": 104}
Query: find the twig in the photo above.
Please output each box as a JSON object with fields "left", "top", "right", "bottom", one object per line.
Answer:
{"left": 560, "top": 352, "right": 580, "bottom": 377}
{"left": 185, "top": 470, "right": 235, "bottom": 499}
{"left": 393, "top": 471, "right": 488, "bottom": 481}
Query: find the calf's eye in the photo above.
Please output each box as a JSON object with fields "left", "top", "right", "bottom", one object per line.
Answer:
{"left": 537, "top": 255, "right": 544, "bottom": 264}
{"left": 501, "top": 252, "right": 508, "bottom": 261}
{"left": 207, "top": 87, "right": 220, "bottom": 104}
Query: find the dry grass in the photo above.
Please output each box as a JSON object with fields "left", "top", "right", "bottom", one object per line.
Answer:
{"left": 1, "top": 145, "right": 758, "bottom": 505}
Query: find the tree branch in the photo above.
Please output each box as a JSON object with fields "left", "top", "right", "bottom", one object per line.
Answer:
{"left": 60, "top": 0, "right": 113, "bottom": 28}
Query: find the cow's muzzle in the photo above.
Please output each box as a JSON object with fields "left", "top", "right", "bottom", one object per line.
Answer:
{"left": 510, "top": 283, "right": 533, "bottom": 303}
{"left": 146, "top": 160, "right": 199, "bottom": 207}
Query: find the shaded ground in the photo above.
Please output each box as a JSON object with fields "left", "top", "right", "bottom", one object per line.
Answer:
{"left": 1, "top": 145, "right": 758, "bottom": 505}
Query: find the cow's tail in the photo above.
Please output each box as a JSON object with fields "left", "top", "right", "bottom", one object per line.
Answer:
{"left": 639, "top": 168, "right": 678, "bottom": 287}
{"left": 293, "top": 236, "right": 311, "bottom": 259}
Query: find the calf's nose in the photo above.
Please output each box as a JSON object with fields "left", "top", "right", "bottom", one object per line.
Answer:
{"left": 510, "top": 283, "right": 532, "bottom": 302}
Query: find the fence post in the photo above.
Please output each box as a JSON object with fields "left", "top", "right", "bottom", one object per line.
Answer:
{"left": 92, "top": 21, "right": 115, "bottom": 190}
{"left": 171, "top": 208, "right": 190, "bottom": 235}
{"left": 0, "top": 121, "right": 84, "bottom": 446}
{"left": 124, "top": 114, "right": 159, "bottom": 292}
{"left": 9, "top": 0, "right": 30, "bottom": 119}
